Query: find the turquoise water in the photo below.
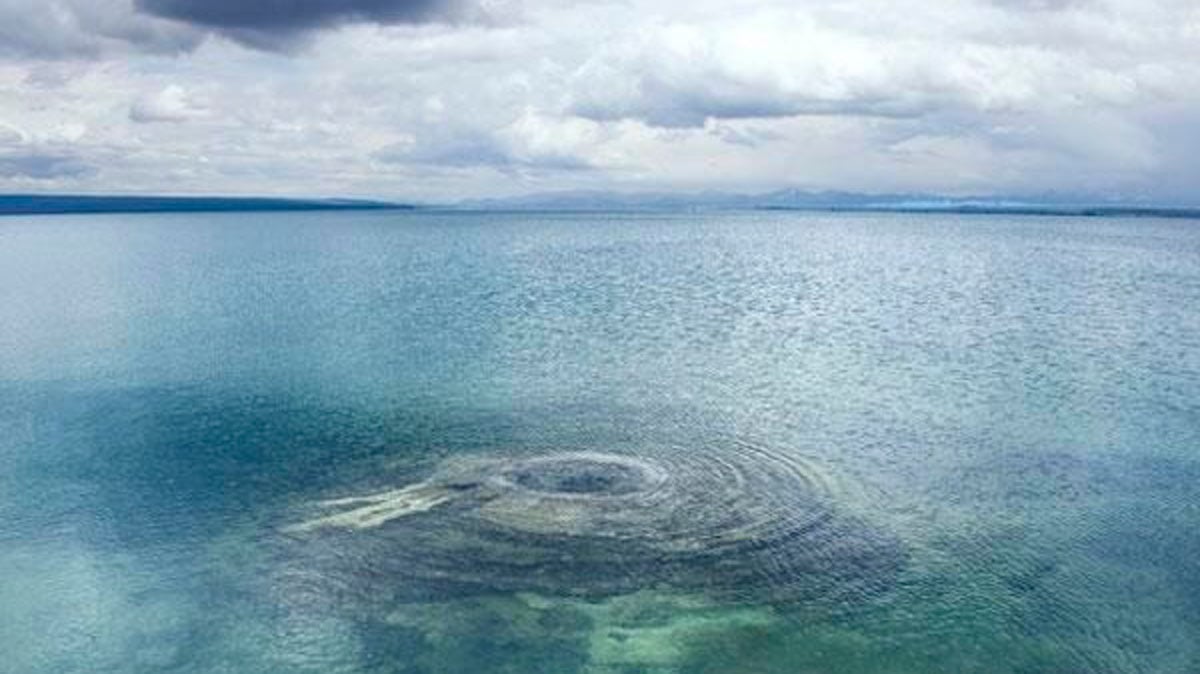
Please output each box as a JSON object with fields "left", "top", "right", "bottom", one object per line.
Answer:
{"left": 1, "top": 210, "right": 1198, "bottom": 673}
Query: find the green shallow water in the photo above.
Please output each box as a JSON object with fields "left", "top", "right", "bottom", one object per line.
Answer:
{"left": 1, "top": 210, "right": 1198, "bottom": 673}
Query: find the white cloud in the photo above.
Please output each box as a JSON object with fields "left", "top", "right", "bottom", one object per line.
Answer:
{"left": 567, "top": 2, "right": 1193, "bottom": 127}
{"left": 0, "top": 0, "right": 1199, "bottom": 202}
{"left": 129, "top": 84, "right": 207, "bottom": 123}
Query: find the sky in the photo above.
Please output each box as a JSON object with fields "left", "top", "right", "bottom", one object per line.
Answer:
{"left": 1, "top": 0, "right": 1198, "bottom": 203}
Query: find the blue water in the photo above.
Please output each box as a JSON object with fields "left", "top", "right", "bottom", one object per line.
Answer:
{"left": 1, "top": 210, "right": 1199, "bottom": 673}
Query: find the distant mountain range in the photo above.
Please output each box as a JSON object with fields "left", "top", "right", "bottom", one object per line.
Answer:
{"left": 454, "top": 189, "right": 1200, "bottom": 218}
{"left": 0, "top": 194, "right": 411, "bottom": 216}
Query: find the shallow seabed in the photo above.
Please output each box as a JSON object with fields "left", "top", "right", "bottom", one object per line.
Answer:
{"left": 1, "top": 210, "right": 1198, "bottom": 673}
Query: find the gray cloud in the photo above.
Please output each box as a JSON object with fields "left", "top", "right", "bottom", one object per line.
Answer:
{"left": 0, "top": 124, "right": 24, "bottom": 144}
{"left": 0, "top": 0, "right": 492, "bottom": 59}
{"left": 374, "top": 127, "right": 592, "bottom": 172}
{"left": 708, "top": 123, "right": 784, "bottom": 149}
{"left": 573, "top": 77, "right": 930, "bottom": 128}
{"left": 135, "top": 0, "right": 487, "bottom": 49}
{"left": 0, "top": 0, "right": 200, "bottom": 59}
{"left": 376, "top": 132, "right": 514, "bottom": 168}
{"left": 0, "top": 153, "right": 94, "bottom": 179}
{"left": 989, "top": 0, "right": 1090, "bottom": 11}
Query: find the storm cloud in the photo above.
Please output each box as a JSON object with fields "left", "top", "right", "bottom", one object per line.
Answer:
{"left": 135, "top": 0, "right": 490, "bottom": 48}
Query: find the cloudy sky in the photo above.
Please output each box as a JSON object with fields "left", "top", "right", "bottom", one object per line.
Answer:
{"left": 1, "top": 0, "right": 1198, "bottom": 202}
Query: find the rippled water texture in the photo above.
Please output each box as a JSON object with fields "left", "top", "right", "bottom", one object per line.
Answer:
{"left": 2, "top": 211, "right": 1199, "bottom": 673}
{"left": 282, "top": 441, "right": 902, "bottom": 605}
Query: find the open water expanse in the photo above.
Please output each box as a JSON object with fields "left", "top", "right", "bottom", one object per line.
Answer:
{"left": 1, "top": 210, "right": 1198, "bottom": 673}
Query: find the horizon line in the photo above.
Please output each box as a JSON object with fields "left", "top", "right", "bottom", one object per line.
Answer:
{"left": 2, "top": 192, "right": 1199, "bottom": 219}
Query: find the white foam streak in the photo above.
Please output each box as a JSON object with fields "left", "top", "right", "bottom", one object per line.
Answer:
{"left": 285, "top": 483, "right": 456, "bottom": 533}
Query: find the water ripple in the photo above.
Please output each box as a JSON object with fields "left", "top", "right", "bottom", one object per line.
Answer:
{"left": 280, "top": 437, "right": 904, "bottom": 607}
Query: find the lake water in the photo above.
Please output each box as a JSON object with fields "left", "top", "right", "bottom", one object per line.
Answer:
{"left": 1, "top": 210, "right": 1198, "bottom": 673}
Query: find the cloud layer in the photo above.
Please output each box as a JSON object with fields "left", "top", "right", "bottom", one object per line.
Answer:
{"left": 136, "top": 0, "right": 490, "bottom": 49}
{"left": 1, "top": 0, "right": 1199, "bottom": 202}
{"left": 0, "top": 0, "right": 200, "bottom": 59}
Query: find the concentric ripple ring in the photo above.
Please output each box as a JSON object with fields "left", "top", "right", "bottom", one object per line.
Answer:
{"left": 282, "top": 441, "right": 904, "bottom": 606}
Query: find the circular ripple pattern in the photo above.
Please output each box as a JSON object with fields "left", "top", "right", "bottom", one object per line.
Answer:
{"left": 499, "top": 453, "right": 657, "bottom": 497}
{"left": 282, "top": 440, "right": 904, "bottom": 606}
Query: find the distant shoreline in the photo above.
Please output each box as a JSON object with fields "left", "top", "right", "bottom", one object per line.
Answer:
{"left": 443, "top": 204, "right": 1200, "bottom": 220}
{"left": 753, "top": 205, "right": 1200, "bottom": 220}
{"left": 452, "top": 189, "right": 1200, "bottom": 219}
{"left": 0, "top": 195, "right": 414, "bottom": 216}
{"left": 3, "top": 193, "right": 1198, "bottom": 220}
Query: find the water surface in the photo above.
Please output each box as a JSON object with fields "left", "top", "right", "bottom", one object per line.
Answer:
{"left": 2, "top": 210, "right": 1198, "bottom": 673}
